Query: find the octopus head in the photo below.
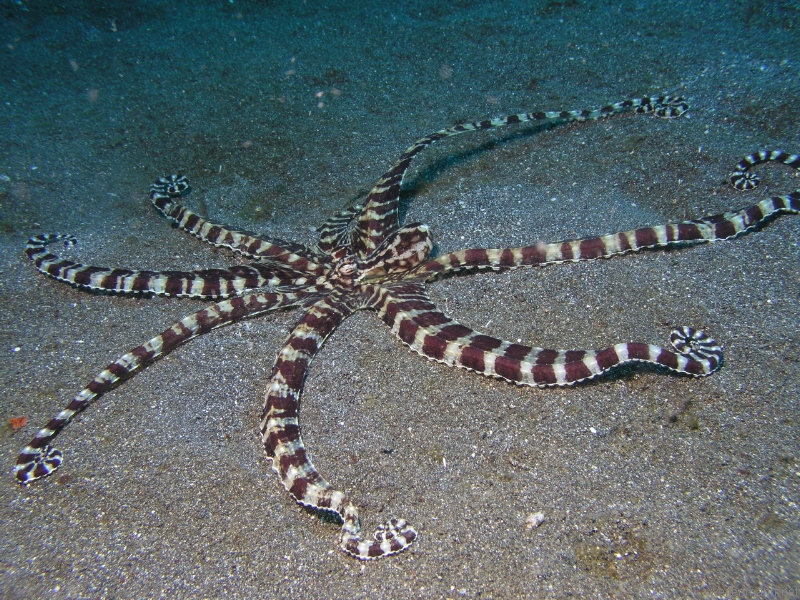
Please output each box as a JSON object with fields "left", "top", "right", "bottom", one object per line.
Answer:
{"left": 358, "top": 224, "right": 433, "bottom": 282}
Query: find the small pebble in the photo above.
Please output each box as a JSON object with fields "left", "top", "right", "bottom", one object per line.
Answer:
{"left": 525, "top": 512, "right": 545, "bottom": 529}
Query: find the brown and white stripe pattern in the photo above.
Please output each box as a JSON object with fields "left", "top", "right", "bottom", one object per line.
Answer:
{"left": 348, "top": 95, "right": 688, "bottom": 257}
{"left": 316, "top": 204, "right": 363, "bottom": 254}
{"left": 25, "top": 234, "right": 313, "bottom": 298}
{"left": 259, "top": 291, "right": 417, "bottom": 558}
{"left": 411, "top": 190, "right": 800, "bottom": 280}
{"left": 15, "top": 93, "right": 799, "bottom": 561}
{"left": 151, "top": 176, "right": 331, "bottom": 277}
{"left": 14, "top": 292, "right": 300, "bottom": 483}
{"left": 730, "top": 150, "right": 800, "bottom": 191}
{"left": 374, "top": 283, "right": 721, "bottom": 385}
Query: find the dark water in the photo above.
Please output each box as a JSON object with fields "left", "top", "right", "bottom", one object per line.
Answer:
{"left": 1, "top": 1, "right": 798, "bottom": 598}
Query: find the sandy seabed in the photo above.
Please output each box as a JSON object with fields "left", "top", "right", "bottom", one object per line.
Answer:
{"left": 1, "top": 1, "right": 798, "bottom": 598}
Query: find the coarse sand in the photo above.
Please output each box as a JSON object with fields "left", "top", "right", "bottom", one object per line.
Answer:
{"left": 1, "top": 1, "right": 798, "bottom": 598}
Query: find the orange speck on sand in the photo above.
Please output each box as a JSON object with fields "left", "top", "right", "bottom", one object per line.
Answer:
{"left": 9, "top": 416, "right": 28, "bottom": 430}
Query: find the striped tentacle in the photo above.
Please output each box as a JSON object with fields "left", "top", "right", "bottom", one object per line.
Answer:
{"left": 350, "top": 95, "right": 688, "bottom": 258}
{"left": 374, "top": 283, "right": 721, "bottom": 386}
{"left": 14, "top": 291, "right": 301, "bottom": 484}
{"left": 316, "top": 204, "right": 362, "bottom": 254}
{"left": 25, "top": 234, "right": 310, "bottom": 298}
{"left": 150, "top": 176, "right": 331, "bottom": 276}
{"left": 411, "top": 188, "right": 800, "bottom": 282}
{"left": 730, "top": 149, "right": 800, "bottom": 191}
{"left": 260, "top": 292, "right": 417, "bottom": 559}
